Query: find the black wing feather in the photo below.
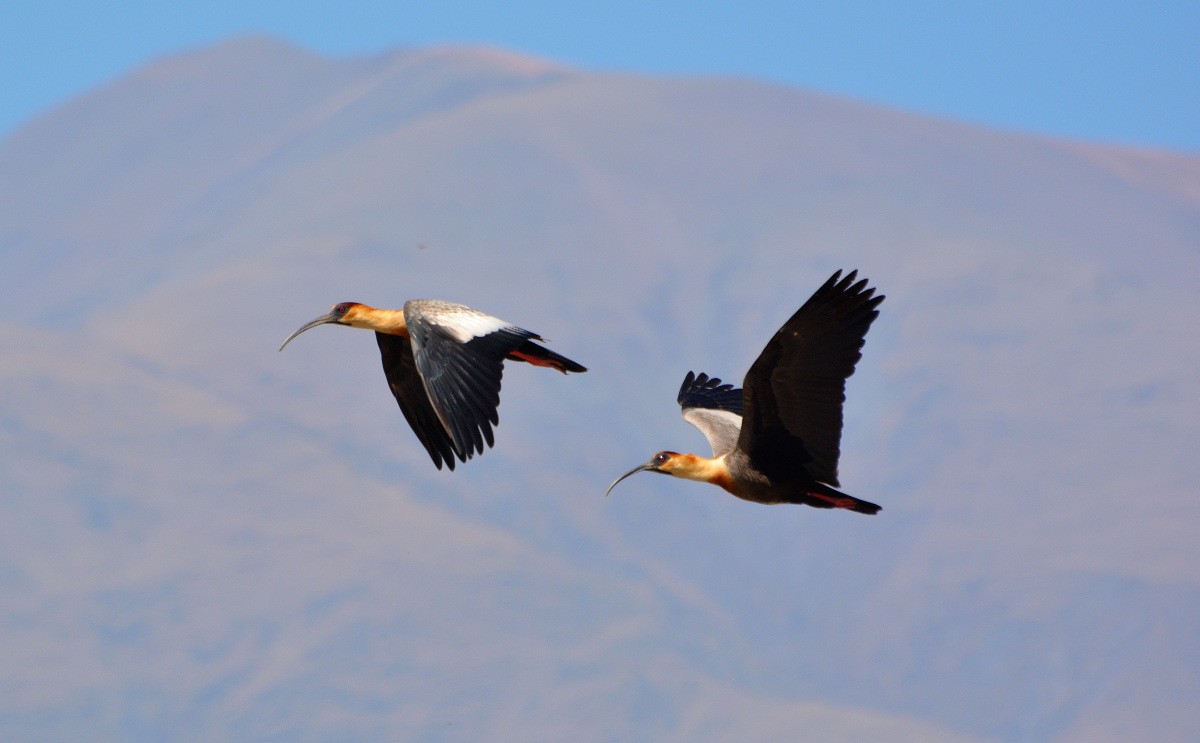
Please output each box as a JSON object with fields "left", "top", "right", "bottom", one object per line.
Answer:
{"left": 375, "top": 332, "right": 459, "bottom": 470}
{"left": 676, "top": 371, "right": 744, "bottom": 414}
{"left": 737, "top": 270, "right": 884, "bottom": 486}
{"left": 407, "top": 319, "right": 536, "bottom": 463}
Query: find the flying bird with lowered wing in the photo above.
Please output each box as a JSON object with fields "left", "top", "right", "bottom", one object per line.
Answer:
{"left": 281, "top": 299, "right": 586, "bottom": 470}
{"left": 606, "top": 270, "right": 883, "bottom": 514}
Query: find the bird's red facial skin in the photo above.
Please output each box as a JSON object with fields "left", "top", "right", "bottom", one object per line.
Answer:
{"left": 333, "top": 302, "right": 362, "bottom": 321}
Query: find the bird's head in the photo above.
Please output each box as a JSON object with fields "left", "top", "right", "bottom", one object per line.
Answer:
{"left": 604, "top": 451, "right": 688, "bottom": 496}
{"left": 278, "top": 302, "right": 365, "bottom": 350}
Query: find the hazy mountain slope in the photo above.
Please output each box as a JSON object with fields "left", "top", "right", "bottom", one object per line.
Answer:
{"left": 2, "top": 37, "right": 1198, "bottom": 742}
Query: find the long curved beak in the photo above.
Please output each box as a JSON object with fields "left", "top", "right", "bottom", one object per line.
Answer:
{"left": 279, "top": 311, "right": 342, "bottom": 351}
{"left": 604, "top": 462, "right": 658, "bottom": 497}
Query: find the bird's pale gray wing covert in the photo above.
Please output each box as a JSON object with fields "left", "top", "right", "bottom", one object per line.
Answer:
{"left": 375, "top": 333, "right": 459, "bottom": 470}
{"left": 404, "top": 304, "right": 537, "bottom": 462}
{"left": 738, "top": 270, "right": 884, "bottom": 486}
{"left": 677, "top": 371, "right": 745, "bottom": 456}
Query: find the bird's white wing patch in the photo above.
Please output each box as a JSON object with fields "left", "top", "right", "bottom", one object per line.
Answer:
{"left": 406, "top": 300, "right": 518, "bottom": 344}
{"left": 682, "top": 407, "right": 743, "bottom": 457}
{"left": 438, "top": 311, "right": 515, "bottom": 343}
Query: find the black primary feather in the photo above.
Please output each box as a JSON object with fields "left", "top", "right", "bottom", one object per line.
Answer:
{"left": 676, "top": 371, "right": 744, "bottom": 415}
{"left": 407, "top": 318, "right": 536, "bottom": 462}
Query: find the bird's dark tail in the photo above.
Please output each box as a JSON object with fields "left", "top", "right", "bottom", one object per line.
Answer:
{"left": 507, "top": 340, "right": 588, "bottom": 374}
{"left": 801, "top": 483, "right": 881, "bottom": 515}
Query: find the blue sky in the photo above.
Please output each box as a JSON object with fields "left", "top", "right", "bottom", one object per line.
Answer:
{"left": 3, "top": 1, "right": 1198, "bottom": 152}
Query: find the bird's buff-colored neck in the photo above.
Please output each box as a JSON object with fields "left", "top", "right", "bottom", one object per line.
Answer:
{"left": 669, "top": 453, "right": 736, "bottom": 492}
{"left": 343, "top": 305, "right": 408, "bottom": 336}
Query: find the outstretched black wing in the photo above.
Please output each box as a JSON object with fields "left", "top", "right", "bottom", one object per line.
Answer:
{"left": 737, "top": 270, "right": 884, "bottom": 486}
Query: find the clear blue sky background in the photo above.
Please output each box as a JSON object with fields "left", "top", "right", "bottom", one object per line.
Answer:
{"left": 2, "top": 1, "right": 1198, "bottom": 153}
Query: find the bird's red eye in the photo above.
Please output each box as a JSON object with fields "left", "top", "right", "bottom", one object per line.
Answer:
{"left": 654, "top": 453, "right": 670, "bottom": 464}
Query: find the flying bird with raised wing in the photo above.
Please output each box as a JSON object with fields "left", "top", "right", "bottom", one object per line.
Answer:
{"left": 606, "top": 270, "right": 883, "bottom": 514}
{"left": 281, "top": 299, "right": 586, "bottom": 470}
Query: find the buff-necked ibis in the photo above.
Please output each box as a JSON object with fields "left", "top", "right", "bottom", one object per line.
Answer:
{"left": 605, "top": 270, "right": 883, "bottom": 514}
{"left": 280, "top": 299, "right": 586, "bottom": 470}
